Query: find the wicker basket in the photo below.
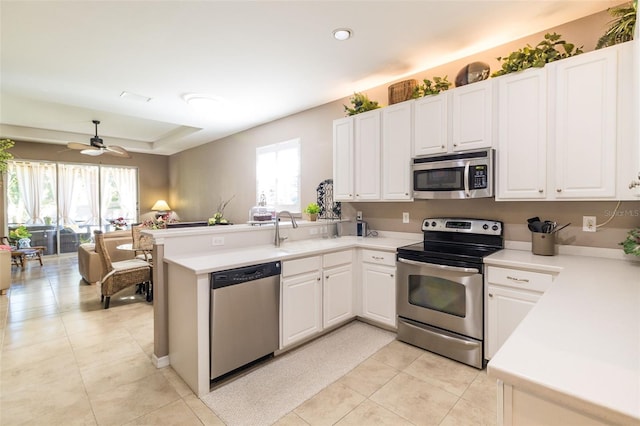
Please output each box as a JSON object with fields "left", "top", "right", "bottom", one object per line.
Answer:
{"left": 388, "top": 79, "right": 417, "bottom": 105}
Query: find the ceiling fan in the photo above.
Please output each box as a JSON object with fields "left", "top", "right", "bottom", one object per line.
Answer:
{"left": 67, "top": 120, "right": 131, "bottom": 158}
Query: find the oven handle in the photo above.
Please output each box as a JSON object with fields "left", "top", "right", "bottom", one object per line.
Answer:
{"left": 464, "top": 160, "right": 470, "bottom": 198}
{"left": 397, "top": 258, "right": 479, "bottom": 274}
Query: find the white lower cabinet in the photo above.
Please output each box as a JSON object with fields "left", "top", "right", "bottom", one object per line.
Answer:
{"left": 485, "top": 266, "right": 555, "bottom": 359}
{"left": 360, "top": 249, "right": 396, "bottom": 328}
{"left": 281, "top": 257, "right": 322, "bottom": 348}
{"left": 281, "top": 250, "right": 355, "bottom": 349}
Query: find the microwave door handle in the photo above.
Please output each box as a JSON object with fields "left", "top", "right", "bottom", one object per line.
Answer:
{"left": 398, "top": 258, "right": 479, "bottom": 274}
{"left": 464, "top": 161, "right": 470, "bottom": 197}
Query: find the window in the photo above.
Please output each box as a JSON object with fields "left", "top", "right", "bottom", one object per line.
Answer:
{"left": 6, "top": 161, "right": 138, "bottom": 254}
{"left": 256, "top": 138, "right": 300, "bottom": 213}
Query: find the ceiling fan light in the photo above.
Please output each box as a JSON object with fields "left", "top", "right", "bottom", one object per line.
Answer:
{"left": 80, "top": 148, "right": 103, "bottom": 156}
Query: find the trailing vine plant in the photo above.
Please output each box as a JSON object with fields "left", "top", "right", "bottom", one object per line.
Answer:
{"left": 412, "top": 76, "right": 452, "bottom": 98}
{"left": 0, "top": 139, "right": 15, "bottom": 173}
{"left": 596, "top": 1, "right": 636, "bottom": 49}
{"left": 491, "top": 33, "right": 583, "bottom": 77}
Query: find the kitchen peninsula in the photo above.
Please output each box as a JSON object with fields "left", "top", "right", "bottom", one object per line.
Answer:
{"left": 485, "top": 249, "right": 640, "bottom": 425}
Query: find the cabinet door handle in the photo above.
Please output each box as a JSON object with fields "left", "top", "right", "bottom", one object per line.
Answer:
{"left": 325, "top": 276, "right": 329, "bottom": 280}
{"left": 489, "top": 293, "right": 494, "bottom": 298}
{"left": 556, "top": 189, "right": 562, "bottom": 193}
{"left": 507, "top": 276, "right": 529, "bottom": 283}
{"left": 538, "top": 189, "right": 544, "bottom": 193}
{"left": 317, "top": 277, "right": 321, "bottom": 281}
{"left": 390, "top": 274, "right": 394, "bottom": 278}
{"left": 372, "top": 256, "right": 384, "bottom": 260}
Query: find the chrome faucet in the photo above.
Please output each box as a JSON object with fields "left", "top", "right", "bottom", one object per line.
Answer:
{"left": 274, "top": 210, "right": 298, "bottom": 247}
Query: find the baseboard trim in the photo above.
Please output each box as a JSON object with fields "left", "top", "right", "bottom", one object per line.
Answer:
{"left": 152, "top": 354, "right": 170, "bottom": 368}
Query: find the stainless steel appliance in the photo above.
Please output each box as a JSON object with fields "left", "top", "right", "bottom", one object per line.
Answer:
{"left": 210, "top": 261, "right": 281, "bottom": 380}
{"left": 396, "top": 218, "right": 503, "bottom": 368}
{"left": 412, "top": 149, "right": 494, "bottom": 199}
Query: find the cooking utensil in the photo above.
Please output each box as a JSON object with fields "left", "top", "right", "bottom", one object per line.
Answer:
{"left": 552, "top": 223, "right": 571, "bottom": 233}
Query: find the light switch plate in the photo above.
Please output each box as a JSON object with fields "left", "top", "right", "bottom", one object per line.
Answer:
{"left": 402, "top": 212, "right": 409, "bottom": 223}
{"left": 356, "top": 211, "right": 362, "bottom": 221}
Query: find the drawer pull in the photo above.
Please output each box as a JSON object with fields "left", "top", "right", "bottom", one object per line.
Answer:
{"left": 507, "top": 276, "right": 529, "bottom": 283}
{"left": 372, "top": 256, "right": 385, "bottom": 260}
{"left": 489, "top": 293, "right": 493, "bottom": 298}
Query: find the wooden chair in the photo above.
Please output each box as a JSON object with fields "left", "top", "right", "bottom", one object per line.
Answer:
{"left": 94, "top": 230, "right": 152, "bottom": 309}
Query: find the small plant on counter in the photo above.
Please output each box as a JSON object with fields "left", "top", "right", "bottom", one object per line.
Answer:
{"left": 344, "top": 92, "right": 381, "bottom": 116}
{"left": 209, "top": 195, "right": 235, "bottom": 225}
{"left": 412, "top": 76, "right": 452, "bottom": 98}
{"left": 304, "top": 202, "right": 320, "bottom": 215}
{"left": 620, "top": 227, "right": 640, "bottom": 256}
{"left": 491, "top": 33, "right": 583, "bottom": 77}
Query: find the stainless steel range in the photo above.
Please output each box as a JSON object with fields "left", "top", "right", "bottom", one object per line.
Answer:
{"left": 396, "top": 218, "right": 503, "bottom": 368}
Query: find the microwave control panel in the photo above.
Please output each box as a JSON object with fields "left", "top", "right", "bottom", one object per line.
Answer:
{"left": 471, "top": 165, "right": 488, "bottom": 189}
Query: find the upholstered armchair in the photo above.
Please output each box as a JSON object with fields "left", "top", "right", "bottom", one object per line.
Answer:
{"left": 94, "top": 230, "right": 151, "bottom": 309}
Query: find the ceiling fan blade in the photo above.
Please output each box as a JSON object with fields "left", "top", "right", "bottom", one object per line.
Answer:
{"left": 67, "top": 142, "right": 92, "bottom": 150}
{"left": 104, "top": 145, "right": 131, "bottom": 158}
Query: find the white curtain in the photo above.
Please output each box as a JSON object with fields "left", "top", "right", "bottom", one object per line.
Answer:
{"left": 109, "top": 167, "right": 137, "bottom": 220}
{"left": 58, "top": 164, "right": 77, "bottom": 226}
{"left": 80, "top": 166, "right": 101, "bottom": 226}
{"left": 11, "top": 162, "right": 48, "bottom": 224}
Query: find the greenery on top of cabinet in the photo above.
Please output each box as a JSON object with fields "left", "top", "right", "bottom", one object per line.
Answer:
{"left": 491, "top": 33, "right": 583, "bottom": 77}
{"left": 596, "top": 1, "right": 636, "bottom": 49}
{"left": 344, "top": 92, "right": 381, "bottom": 116}
{"left": 411, "top": 76, "right": 452, "bottom": 98}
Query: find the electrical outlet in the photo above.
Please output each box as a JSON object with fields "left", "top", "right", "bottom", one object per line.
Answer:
{"left": 356, "top": 211, "right": 363, "bottom": 221}
{"left": 402, "top": 212, "right": 410, "bottom": 223}
{"left": 582, "top": 216, "right": 596, "bottom": 232}
{"left": 212, "top": 236, "right": 225, "bottom": 246}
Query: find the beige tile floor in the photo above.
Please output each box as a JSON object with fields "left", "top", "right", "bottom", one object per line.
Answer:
{"left": 0, "top": 255, "right": 497, "bottom": 425}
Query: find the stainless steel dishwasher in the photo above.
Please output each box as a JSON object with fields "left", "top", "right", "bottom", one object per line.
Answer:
{"left": 210, "top": 261, "right": 281, "bottom": 380}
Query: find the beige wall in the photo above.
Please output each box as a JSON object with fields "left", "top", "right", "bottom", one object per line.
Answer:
{"left": 1, "top": 141, "right": 170, "bottom": 227}
{"left": 166, "top": 9, "right": 634, "bottom": 249}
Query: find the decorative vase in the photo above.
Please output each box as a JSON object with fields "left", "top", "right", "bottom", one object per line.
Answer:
{"left": 17, "top": 238, "right": 31, "bottom": 249}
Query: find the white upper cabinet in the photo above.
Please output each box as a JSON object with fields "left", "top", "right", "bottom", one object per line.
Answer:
{"left": 382, "top": 101, "right": 413, "bottom": 200}
{"left": 497, "top": 42, "right": 635, "bottom": 201}
{"left": 354, "top": 109, "right": 382, "bottom": 201}
{"left": 549, "top": 46, "right": 617, "bottom": 199}
{"left": 451, "top": 78, "right": 494, "bottom": 151}
{"left": 414, "top": 93, "right": 449, "bottom": 156}
{"left": 333, "top": 117, "right": 354, "bottom": 201}
{"left": 496, "top": 67, "right": 548, "bottom": 199}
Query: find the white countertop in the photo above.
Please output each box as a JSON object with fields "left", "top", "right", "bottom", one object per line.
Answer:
{"left": 163, "top": 235, "right": 419, "bottom": 275}
{"left": 485, "top": 250, "right": 640, "bottom": 424}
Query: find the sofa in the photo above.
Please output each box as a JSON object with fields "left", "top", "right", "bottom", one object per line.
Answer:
{"left": 78, "top": 230, "right": 135, "bottom": 284}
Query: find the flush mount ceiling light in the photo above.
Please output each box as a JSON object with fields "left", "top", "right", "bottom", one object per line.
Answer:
{"left": 183, "top": 93, "right": 224, "bottom": 113}
{"left": 332, "top": 28, "right": 352, "bottom": 41}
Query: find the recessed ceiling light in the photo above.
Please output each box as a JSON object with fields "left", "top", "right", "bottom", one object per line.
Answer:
{"left": 333, "top": 28, "right": 352, "bottom": 41}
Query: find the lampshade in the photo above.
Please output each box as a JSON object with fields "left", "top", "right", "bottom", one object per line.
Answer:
{"left": 151, "top": 200, "right": 171, "bottom": 211}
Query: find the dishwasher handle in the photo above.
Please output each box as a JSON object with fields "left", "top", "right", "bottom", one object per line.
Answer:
{"left": 211, "top": 261, "right": 281, "bottom": 289}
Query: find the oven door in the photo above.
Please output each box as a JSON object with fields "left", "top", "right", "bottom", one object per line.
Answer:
{"left": 396, "top": 258, "right": 483, "bottom": 340}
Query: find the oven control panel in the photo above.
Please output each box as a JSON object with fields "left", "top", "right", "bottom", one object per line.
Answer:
{"left": 422, "top": 218, "right": 502, "bottom": 236}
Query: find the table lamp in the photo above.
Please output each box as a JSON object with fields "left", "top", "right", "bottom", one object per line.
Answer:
{"left": 151, "top": 200, "right": 171, "bottom": 218}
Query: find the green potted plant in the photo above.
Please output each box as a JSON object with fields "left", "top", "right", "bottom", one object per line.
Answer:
{"left": 596, "top": 1, "right": 636, "bottom": 49}
{"left": 304, "top": 202, "right": 320, "bottom": 221}
{"left": 344, "top": 92, "right": 381, "bottom": 116}
{"left": 491, "top": 32, "right": 583, "bottom": 77}
{"left": 0, "top": 138, "right": 15, "bottom": 174}
{"left": 9, "top": 225, "right": 32, "bottom": 248}
{"left": 620, "top": 227, "right": 640, "bottom": 256}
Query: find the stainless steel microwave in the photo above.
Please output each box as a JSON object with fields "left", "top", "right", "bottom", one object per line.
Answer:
{"left": 412, "top": 149, "right": 494, "bottom": 199}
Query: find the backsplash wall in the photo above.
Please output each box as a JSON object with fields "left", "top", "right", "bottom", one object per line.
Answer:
{"left": 346, "top": 200, "right": 640, "bottom": 250}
